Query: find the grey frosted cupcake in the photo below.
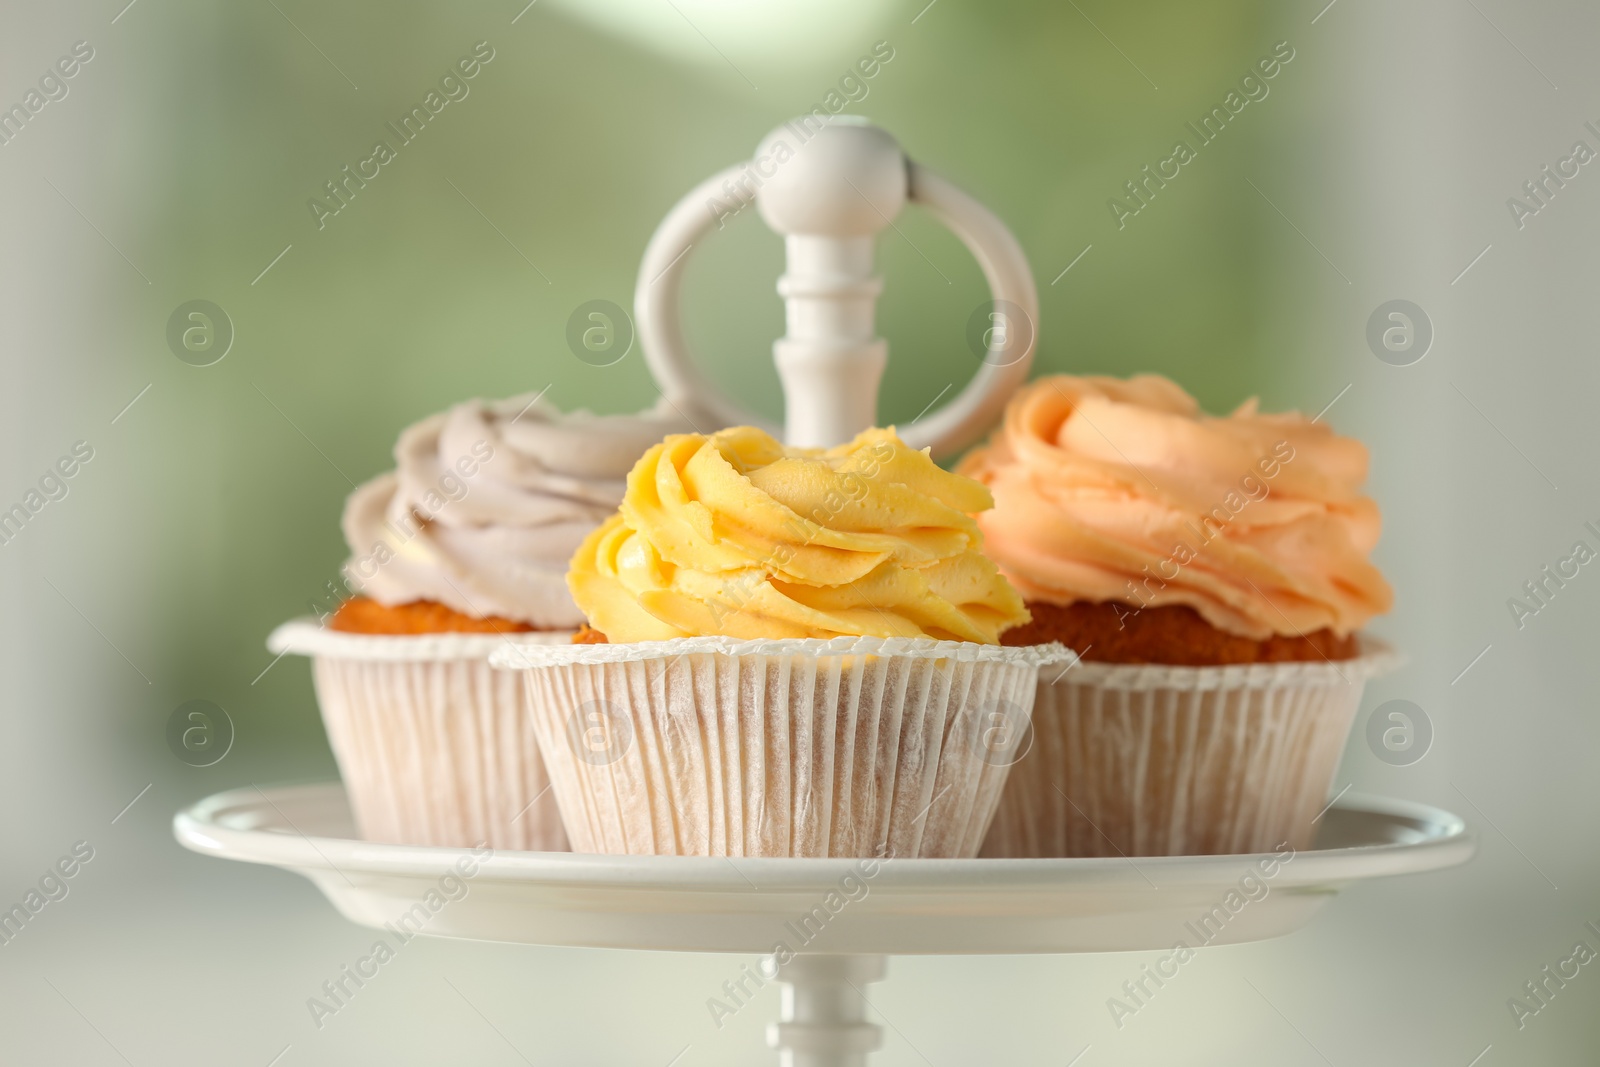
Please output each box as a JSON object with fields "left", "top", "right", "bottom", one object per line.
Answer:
{"left": 270, "top": 393, "right": 691, "bottom": 852}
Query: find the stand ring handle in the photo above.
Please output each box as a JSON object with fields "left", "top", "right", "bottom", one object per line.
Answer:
{"left": 634, "top": 149, "right": 1038, "bottom": 459}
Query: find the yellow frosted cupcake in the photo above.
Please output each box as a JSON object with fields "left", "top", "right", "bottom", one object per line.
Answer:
{"left": 491, "top": 426, "right": 1069, "bottom": 858}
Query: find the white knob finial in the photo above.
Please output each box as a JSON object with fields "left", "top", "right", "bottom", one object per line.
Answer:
{"left": 754, "top": 118, "right": 907, "bottom": 237}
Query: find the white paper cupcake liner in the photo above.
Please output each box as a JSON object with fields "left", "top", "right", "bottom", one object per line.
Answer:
{"left": 269, "top": 618, "right": 573, "bottom": 853}
{"left": 491, "top": 637, "right": 1073, "bottom": 858}
{"left": 980, "top": 640, "right": 1401, "bottom": 858}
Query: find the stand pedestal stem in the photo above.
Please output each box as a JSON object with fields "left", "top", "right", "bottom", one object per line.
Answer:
{"left": 767, "top": 955, "right": 887, "bottom": 1067}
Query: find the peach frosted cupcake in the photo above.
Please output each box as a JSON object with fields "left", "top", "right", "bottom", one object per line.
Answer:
{"left": 491, "top": 425, "right": 1069, "bottom": 858}
{"left": 959, "top": 375, "right": 1396, "bottom": 856}
{"left": 269, "top": 393, "right": 689, "bottom": 852}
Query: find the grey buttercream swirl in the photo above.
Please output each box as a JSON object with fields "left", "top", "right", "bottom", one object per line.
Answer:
{"left": 340, "top": 392, "right": 692, "bottom": 628}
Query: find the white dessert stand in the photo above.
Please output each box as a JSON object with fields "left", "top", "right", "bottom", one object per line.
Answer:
{"left": 176, "top": 784, "right": 1473, "bottom": 1066}
{"left": 182, "top": 120, "right": 1477, "bottom": 1065}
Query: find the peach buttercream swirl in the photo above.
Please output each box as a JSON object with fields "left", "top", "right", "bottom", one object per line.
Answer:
{"left": 568, "top": 426, "right": 1029, "bottom": 643}
{"left": 957, "top": 375, "right": 1392, "bottom": 640}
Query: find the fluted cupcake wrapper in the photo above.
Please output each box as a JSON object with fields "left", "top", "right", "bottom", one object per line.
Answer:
{"left": 980, "top": 641, "right": 1401, "bottom": 858}
{"left": 492, "top": 637, "right": 1073, "bottom": 858}
{"left": 268, "top": 619, "right": 571, "bottom": 853}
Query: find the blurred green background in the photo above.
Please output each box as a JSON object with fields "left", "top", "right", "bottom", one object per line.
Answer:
{"left": 154, "top": 0, "right": 1309, "bottom": 762}
{"left": 5, "top": 0, "right": 1599, "bottom": 1063}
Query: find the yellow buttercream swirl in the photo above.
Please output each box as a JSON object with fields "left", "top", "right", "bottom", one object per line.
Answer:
{"left": 568, "top": 426, "right": 1029, "bottom": 643}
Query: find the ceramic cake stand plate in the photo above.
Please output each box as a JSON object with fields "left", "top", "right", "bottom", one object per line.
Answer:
{"left": 175, "top": 783, "right": 1471, "bottom": 955}
{"left": 175, "top": 783, "right": 1472, "bottom": 1066}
